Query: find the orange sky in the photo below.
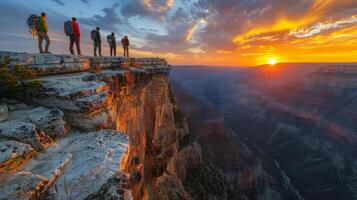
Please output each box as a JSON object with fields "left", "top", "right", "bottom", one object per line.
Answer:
{"left": 1, "top": 0, "right": 357, "bottom": 66}
{"left": 163, "top": 1, "right": 357, "bottom": 66}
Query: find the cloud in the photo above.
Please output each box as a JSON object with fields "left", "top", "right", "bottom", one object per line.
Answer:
{"left": 187, "top": 47, "right": 206, "bottom": 54}
{"left": 79, "top": 3, "right": 122, "bottom": 30}
{"left": 80, "top": 0, "right": 91, "bottom": 4}
{"left": 121, "top": 0, "right": 175, "bottom": 17}
{"left": 52, "top": 0, "right": 65, "bottom": 6}
{"left": 121, "top": 1, "right": 150, "bottom": 17}
{"left": 145, "top": 0, "right": 175, "bottom": 13}
{"left": 290, "top": 15, "right": 357, "bottom": 38}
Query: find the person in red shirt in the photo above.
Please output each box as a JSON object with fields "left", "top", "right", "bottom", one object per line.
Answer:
{"left": 69, "top": 17, "right": 81, "bottom": 55}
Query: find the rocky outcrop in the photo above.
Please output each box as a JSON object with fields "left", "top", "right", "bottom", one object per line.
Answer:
{"left": 0, "top": 103, "right": 8, "bottom": 122}
{"left": 0, "top": 52, "right": 194, "bottom": 200}
{"left": 1, "top": 51, "right": 167, "bottom": 76}
{"left": 0, "top": 141, "right": 33, "bottom": 165}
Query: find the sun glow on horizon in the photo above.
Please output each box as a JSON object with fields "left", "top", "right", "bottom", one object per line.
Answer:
{"left": 268, "top": 58, "right": 278, "bottom": 65}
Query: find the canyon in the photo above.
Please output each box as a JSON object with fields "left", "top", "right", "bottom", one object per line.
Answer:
{"left": 171, "top": 64, "right": 357, "bottom": 200}
{"left": 1, "top": 51, "right": 356, "bottom": 200}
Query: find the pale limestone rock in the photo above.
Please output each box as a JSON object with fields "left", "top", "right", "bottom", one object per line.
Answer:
{"left": 48, "top": 130, "right": 128, "bottom": 200}
{"left": 26, "top": 107, "right": 69, "bottom": 138}
{"left": 65, "top": 109, "right": 112, "bottom": 131}
{"left": 7, "top": 103, "right": 29, "bottom": 112}
{"left": 0, "top": 153, "right": 72, "bottom": 200}
{"left": 34, "top": 54, "right": 45, "bottom": 64}
{"left": 0, "top": 121, "right": 51, "bottom": 151}
{"left": 0, "top": 128, "right": 129, "bottom": 199}
{"left": 0, "top": 171, "right": 47, "bottom": 200}
{"left": 85, "top": 172, "right": 132, "bottom": 200}
{"left": 2, "top": 130, "right": 129, "bottom": 200}
{"left": 38, "top": 73, "right": 108, "bottom": 98}
{"left": 60, "top": 54, "right": 88, "bottom": 63}
{"left": 5, "top": 104, "right": 68, "bottom": 139}
{"left": 0, "top": 51, "right": 170, "bottom": 76}
{"left": 0, "top": 103, "right": 9, "bottom": 122}
{"left": 43, "top": 55, "right": 61, "bottom": 64}
{"left": 30, "top": 64, "right": 63, "bottom": 75}
{"left": 0, "top": 140, "right": 33, "bottom": 164}
{"left": 61, "top": 62, "right": 82, "bottom": 68}
{"left": 9, "top": 55, "right": 35, "bottom": 66}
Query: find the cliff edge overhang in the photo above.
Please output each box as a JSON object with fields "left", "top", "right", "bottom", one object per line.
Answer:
{"left": 0, "top": 51, "right": 175, "bottom": 200}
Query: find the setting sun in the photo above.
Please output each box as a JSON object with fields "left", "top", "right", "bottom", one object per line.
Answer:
{"left": 268, "top": 58, "right": 277, "bottom": 65}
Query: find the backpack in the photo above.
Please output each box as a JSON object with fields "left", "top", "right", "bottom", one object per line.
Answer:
{"left": 122, "top": 38, "right": 129, "bottom": 46}
{"left": 91, "top": 30, "right": 97, "bottom": 41}
{"left": 107, "top": 35, "right": 113, "bottom": 44}
{"left": 64, "top": 21, "right": 74, "bottom": 36}
{"left": 26, "top": 14, "right": 38, "bottom": 38}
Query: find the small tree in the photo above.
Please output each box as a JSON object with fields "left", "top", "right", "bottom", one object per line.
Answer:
{"left": 0, "top": 56, "right": 42, "bottom": 99}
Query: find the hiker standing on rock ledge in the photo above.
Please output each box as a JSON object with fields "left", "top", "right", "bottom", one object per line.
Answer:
{"left": 107, "top": 32, "right": 116, "bottom": 57}
{"left": 121, "top": 35, "right": 129, "bottom": 58}
{"left": 37, "top": 12, "right": 51, "bottom": 54}
{"left": 69, "top": 17, "right": 81, "bottom": 55}
{"left": 91, "top": 27, "right": 102, "bottom": 56}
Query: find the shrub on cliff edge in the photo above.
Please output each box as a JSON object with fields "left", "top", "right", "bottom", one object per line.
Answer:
{"left": 0, "top": 56, "right": 42, "bottom": 99}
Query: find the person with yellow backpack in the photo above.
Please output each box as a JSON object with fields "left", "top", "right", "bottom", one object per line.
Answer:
{"left": 37, "top": 12, "right": 51, "bottom": 54}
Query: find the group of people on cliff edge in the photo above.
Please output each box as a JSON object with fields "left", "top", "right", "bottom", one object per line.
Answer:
{"left": 90, "top": 27, "right": 129, "bottom": 57}
{"left": 27, "top": 12, "right": 130, "bottom": 57}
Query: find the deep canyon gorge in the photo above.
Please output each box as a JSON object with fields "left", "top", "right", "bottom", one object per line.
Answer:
{"left": 0, "top": 52, "right": 356, "bottom": 200}
{"left": 171, "top": 64, "right": 357, "bottom": 200}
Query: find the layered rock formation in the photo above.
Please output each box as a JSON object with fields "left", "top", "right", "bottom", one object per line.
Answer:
{"left": 171, "top": 64, "right": 357, "bottom": 200}
{"left": 171, "top": 81, "right": 287, "bottom": 200}
{"left": 0, "top": 52, "right": 196, "bottom": 200}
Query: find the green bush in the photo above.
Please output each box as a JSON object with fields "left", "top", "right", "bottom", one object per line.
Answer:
{"left": 0, "top": 56, "right": 42, "bottom": 99}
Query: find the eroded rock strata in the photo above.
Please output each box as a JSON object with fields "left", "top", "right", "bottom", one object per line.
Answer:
{"left": 0, "top": 52, "right": 199, "bottom": 200}
{"left": 171, "top": 64, "right": 357, "bottom": 200}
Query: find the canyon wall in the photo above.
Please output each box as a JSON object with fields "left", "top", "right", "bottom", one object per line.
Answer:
{"left": 0, "top": 52, "right": 199, "bottom": 200}
{"left": 171, "top": 64, "right": 357, "bottom": 200}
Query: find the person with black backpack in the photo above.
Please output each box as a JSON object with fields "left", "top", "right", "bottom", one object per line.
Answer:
{"left": 91, "top": 27, "right": 102, "bottom": 56}
{"left": 64, "top": 17, "right": 81, "bottom": 55}
{"left": 37, "top": 12, "right": 51, "bottom": 54}
{"left": 107, "top": 32, "right": 116, "bottom": 57}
